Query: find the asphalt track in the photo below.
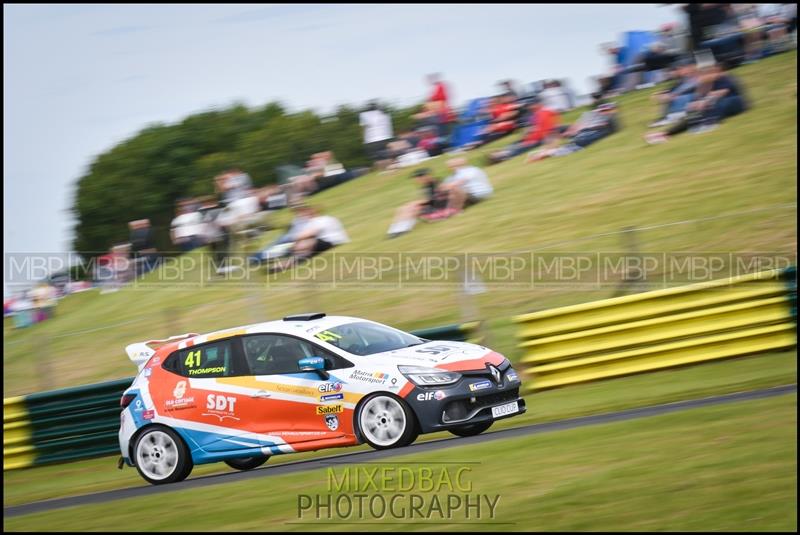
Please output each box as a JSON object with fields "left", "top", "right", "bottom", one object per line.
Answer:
{"left": 5, "top": 383, "right": 796, "bottom": 518}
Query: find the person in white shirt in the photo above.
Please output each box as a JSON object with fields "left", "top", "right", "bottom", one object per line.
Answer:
{"left": 438, "top": 157, "right": 493, "bottom": 215}
{"left": 538, "top": 80, "right": 572, "bottom": 112}
{"left": 170, "top": 199, "right": 208, "bottom": 252}
{"left": 359, "top": 101, "right": 394, "bottom": 165}
{"left": 268, "top": 206, "right": 349, "bottom": 273}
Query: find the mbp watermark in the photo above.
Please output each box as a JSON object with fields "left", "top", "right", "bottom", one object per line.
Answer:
{"left": 294, "top": 462, "right": 502, "bottom": 524}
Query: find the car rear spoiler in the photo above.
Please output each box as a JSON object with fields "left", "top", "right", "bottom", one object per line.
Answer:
{"left": 125, "top": 333, "right": 199, "bottom": 371}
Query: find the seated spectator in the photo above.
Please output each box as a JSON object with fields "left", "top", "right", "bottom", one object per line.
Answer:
{"left": 486, "top": 97, "right": 561, "bottom": 164}
{"left": 290, "top": 151, "right": 355, "bottom": 198}
{"left": 648, "top": 59, "right": 699, "bottom": 128}
{"left": 435, "top": 157, "right": 494, "bottom": 216}
{"left": 472, "top": 93, "right": 521, "bottom": 148}
{"left": 170, "top": 198, "right": 207, "bottom": 252}
{"left": 621, "top": 23, "right": 687, "bottom": 90}
{"left": 385, "top": 168, "right": 449, "bottom": 238}
{"left": 538, "top": 80, "right": 573, "bottom": 112}
{"left": 268, "top": 206, "right": 349, "bottom": 273}
{"left": 416, "top": 126, "right": 445, "bottom": 157}
{"left": 250, "top": 203, "right": 314, "bottom": 264}
{"left": 645, "top": 62, "right": 748, "bottom": 144}
{"left": 527, "top": 102, "right": 620, "bottom": 162}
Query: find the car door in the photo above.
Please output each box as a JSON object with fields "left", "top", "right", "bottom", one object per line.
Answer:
{"left": 228, "top": 333, "right": 353, "bottom": 443}
{"left": 158, "top": 337, "right": 252, "bottom": 452}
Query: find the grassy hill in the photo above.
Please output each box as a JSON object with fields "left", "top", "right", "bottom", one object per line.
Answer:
{"left": 4, "top": 52, "right": 797, "bottom": 396}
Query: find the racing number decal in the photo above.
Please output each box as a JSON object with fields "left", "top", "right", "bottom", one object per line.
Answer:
{"left": 315, "top": 330, "right": 342, "bottom": 343}
{"left": 184, "top": 350, "right": 202, "bottom": 368}
{"left": 415, "top": 345, "right": 452, "bottom": 355}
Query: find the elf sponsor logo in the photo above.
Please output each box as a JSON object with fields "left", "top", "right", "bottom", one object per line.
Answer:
{"left": 349, "top": 370, "right": 389, "bottom": 384}
{"left": 320, "top": 393, "right": 344, "bottom": 402}
{"left": 318, "top": 382, "right": 344, "bottom": 393}
{"left": 316, "top": 404, "right": 344, "bottom": 415}
{"left": 416, "top": 390, "right": 447, "bottom": 402}
{"left": 468, "top": 380, "right": 492, "bottom": 392}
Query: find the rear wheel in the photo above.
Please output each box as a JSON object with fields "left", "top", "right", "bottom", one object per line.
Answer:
{"left": 448, "top": 421, "right": 493, "bottom": 437}
{"left": 356, "top": 394, "right": 418, "bottom": 450}
{"left": 224, "top": 455, "right": 269, "bottom": 471}
{"left": 134, "top": 426, "right": 193, "bottom": 485}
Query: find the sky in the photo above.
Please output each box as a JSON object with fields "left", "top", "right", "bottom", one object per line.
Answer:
{"left": 3, "top": 3, "right": 679, "bottom": 259}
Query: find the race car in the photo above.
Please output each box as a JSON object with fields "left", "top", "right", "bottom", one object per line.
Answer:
{"left": 118, "top": 313, "right": 526, "bottom": 484}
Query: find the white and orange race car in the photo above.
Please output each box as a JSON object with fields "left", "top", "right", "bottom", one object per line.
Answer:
{"left": 119, "top": 313, "right": 525, "bottom": 484}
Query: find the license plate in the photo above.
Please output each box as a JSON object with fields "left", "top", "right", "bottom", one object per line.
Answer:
{"left": 491, "top": 401, "right": 519, "bottom": 419}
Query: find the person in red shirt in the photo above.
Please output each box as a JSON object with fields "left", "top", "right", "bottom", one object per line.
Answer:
{"left": 487, "top": 97, "right": 561, "bottom": 164}
{"left": 414, "top": 73, "right": 456, "bottom": 140}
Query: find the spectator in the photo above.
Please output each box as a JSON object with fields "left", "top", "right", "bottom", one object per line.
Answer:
{"left": 487, "top": 97, "right": 561, "bottom": 164}
{"left": 128, "top": 219, "right": 158, "bottom": 276}
{"left": 539, "top": 80, "right": 572, "bottom": 112}
{"left": 527, "top": 102, "right": 620, "bottom": 162}
{"left": 170, "top": 199, "right": 207, "bottom": 252}
{"left": 648, "top": 58, "right": 699, "bottom": 128}
{"left": 385, "top": 168, "right": 449, "bottom": 238}
{"left": 249, "top": 203, "right": 314, "bottom": 265}
{"left": 473, "top": 93, "right": 521, "bottom": 147}
{"left": 359, "top": 101, "right": 394, "bottom": 168}
{"left": 434, "top": 157, "right": 494, "bottom": 218}
{"left": 414, "top": 73, "right": 456, "bottom": 140}
{"left": 645, "top": 62, "right": 747, "bottom": 144}
{"left": 268, "top": 206, "right": 349, "bottom": 273}
{"left": 621, "top": 22, "right": 687, "bottom": 90}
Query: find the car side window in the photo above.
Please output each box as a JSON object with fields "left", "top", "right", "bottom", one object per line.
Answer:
{"left": 164, "top": 339, "right": 240, "bottom": 378}
{"left": 242, "top": 334, "right": 352, "bottom": 376}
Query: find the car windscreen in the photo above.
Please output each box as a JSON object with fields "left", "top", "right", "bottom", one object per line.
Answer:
{"left": 312, "top": 321, "right": 424, "bottom": 356}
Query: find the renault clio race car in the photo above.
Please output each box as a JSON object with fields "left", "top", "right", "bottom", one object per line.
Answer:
{"left": 119, "top": 313, "right": 525, "bottom": 484}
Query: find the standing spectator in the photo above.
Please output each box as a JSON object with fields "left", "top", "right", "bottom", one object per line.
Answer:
{"left": 487, "top": 97, "right": 562, "bottom": 164}
{"left": 414, "top": 73, "right": 455, "bottom": 140}
{"left": 359, "top": 101, "right": 394, "bottom": 168}
{"left": 128, "top": 219, "right": 158, "bottom": 276}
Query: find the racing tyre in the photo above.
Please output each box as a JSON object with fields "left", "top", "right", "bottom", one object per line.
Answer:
{"left": 133, "top": 426, "right": 193, "bottom": 485}
{"left": 448, "top": 421, "right": 493, "bottom": 437}
{"left": 224, "top": 455, "right": 270, "bottom": 471}
{"left": 356, "top": 393, "right": 419, "bottom": 450}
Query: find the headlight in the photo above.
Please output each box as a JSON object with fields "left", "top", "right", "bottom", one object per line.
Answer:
{"left": 398, "top": 365, "right": 461, "bottom": 386}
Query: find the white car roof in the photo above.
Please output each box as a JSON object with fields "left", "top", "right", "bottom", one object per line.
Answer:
{"left": 177, "top": 315, "right": 370, "bottom": 348}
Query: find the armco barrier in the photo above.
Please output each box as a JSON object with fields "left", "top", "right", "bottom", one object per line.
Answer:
{"left": 2, "top": 321, "right": 483, "bottom": 470}
{"left": 514, "top": 267, "right": 797, "bottom": 391}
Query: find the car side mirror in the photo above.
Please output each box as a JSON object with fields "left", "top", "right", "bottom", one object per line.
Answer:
{"left": 298, "top": 356, "right": 330, "bottom": 380}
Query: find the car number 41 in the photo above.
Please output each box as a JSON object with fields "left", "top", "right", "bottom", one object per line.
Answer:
{"left": 491, "top": 401, "right": 519, "bottom": 419}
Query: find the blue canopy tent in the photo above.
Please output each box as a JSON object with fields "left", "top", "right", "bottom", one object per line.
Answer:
{"left": 449, "top": 97, "right": 490, "bottom": 149}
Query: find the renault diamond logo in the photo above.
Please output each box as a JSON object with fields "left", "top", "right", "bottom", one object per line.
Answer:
{"left": 487, "top": 365, "right": 501, "bottom": 384}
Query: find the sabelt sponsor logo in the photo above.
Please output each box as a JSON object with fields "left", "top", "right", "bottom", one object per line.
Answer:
{"left": 316, "top": 404, "right": 344, "bottom": 415}
{"left": 349, "top": 369, "right": 389, "bottom": 384}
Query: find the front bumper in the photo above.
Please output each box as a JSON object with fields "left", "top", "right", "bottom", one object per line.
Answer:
{"left": 405, "top": 364, "right": 526, "bottom": 433}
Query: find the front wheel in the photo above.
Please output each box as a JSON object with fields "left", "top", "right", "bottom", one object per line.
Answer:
{"left": 224, "top": 455, "right": 269, "bottom": 471}
{"left": 448, "top": 421, "right": 493, "bottom": 437}
{"left": 356, "top": 393, "right": 418, "bottom": 450}
{"left": 133, "top": 426, "right": 193, "bottom": 485}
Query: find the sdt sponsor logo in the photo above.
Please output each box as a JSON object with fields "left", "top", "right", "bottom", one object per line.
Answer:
{"left": 206, "top": 394, "right": 237, "bottom": 412}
